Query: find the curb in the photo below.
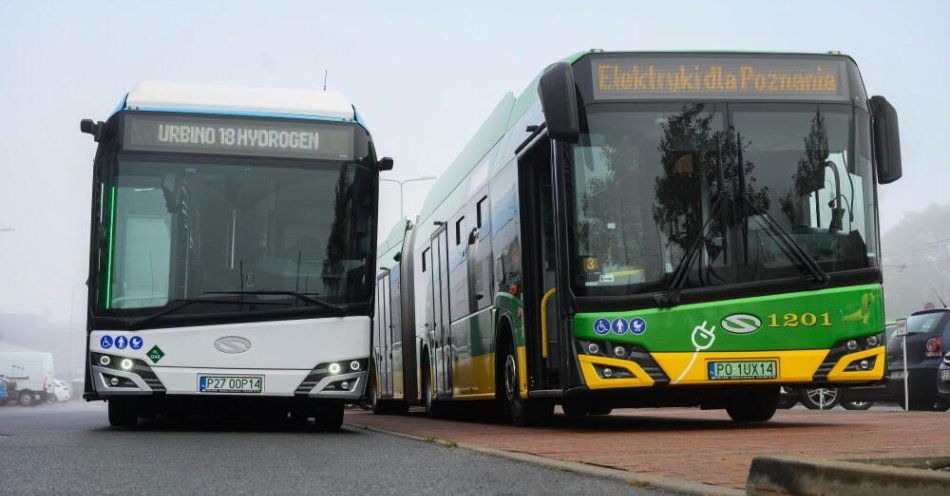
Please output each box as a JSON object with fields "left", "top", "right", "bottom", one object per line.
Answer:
{"left": 746, "top": 456, "right": 950, "bottom": 495}
{"left": 345, "top": 419, "right": 743, "bottom": 496}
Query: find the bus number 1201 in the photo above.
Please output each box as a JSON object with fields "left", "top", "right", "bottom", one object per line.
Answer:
{"left": 767, "top": 312, "right": 831, "bottom": 328}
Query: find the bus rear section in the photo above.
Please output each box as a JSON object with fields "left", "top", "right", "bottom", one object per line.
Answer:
{"left": 370, "top": 51, "right": 902, "bottom": 425}
{"left": 81, "top": 82, "right": 390, "bottom": 429}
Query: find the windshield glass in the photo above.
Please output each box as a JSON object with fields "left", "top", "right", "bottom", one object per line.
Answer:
{"left": 571, "top": 102, "right": 876, "bottom": 296}
{"left": 906, "top": 312, "right": 947, "bottom": 334}
{"left": 94, "top": 156, "right": 375, "bottom": 314}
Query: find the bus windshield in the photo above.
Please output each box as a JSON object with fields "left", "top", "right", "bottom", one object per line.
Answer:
{"left": 570, "top": 102, "right": 876, "bottom": 296}
{"left": 95, "top": 156, "right": 375, "bottom": 315}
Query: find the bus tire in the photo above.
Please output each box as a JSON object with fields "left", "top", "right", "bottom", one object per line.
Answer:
{"left": 841, "top": 399, "right": 873, "bottom": 410}
{"left": 725, "top": 388, "right": 779, "bottom": 422}
{"left": 587, "top": 405, "right": 612, "bottom": 416}
{"left": 108, "top": 399, "right": 139, "bottom": 427}
{"left": 314, "top": 401, "right": 344, "bottom": 432}
{"left": 17, "top": 391, "right": 34, "bottom": 407}
{"left": 561, "top": 401, "right": 587, "bottom": 417}
{"left": 499, "top": 338, "right": 552, "bottom": 426}
{"left": 421, "top": 354, "right": 445, "bottom": 418}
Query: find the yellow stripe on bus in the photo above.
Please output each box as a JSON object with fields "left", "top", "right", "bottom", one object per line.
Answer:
{"left": 651, "top": 350, "right": 829, "bottom": 385}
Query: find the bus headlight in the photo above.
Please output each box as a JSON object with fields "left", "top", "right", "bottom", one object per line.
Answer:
{"left": 99, "top": 355, "right": 111, "bottom": 366}
{"left": 349, "top": 360, "right": 361, "bottom": 371}
{"left": 328, "top": 363, "right": 342, "bottom": 375}
{"left": 845, "top": 339, "right": 859, "bottom": 351}
{"left": 120, "top": 358, "right": 134, "bottom": 371}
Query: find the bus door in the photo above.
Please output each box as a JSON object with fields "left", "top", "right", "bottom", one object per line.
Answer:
{"left": 430, "top": 226, "right": 453, "bottom": 397}
{"left": 375, "top": 270, "right": 393, "bottom": 396}
{"left": 518, "top": 136, "right": 562, "bottom": 390}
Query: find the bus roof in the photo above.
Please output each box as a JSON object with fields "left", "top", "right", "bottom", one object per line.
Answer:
{"left": 123, "top": 81, "right": 356, "bottom": 121}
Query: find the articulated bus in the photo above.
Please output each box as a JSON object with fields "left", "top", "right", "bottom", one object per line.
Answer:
{"left": 81, "top": 82, "right": 391, "bottom": 430}
{"left": 369, "top": 51, "right": 902, "bottom": 425}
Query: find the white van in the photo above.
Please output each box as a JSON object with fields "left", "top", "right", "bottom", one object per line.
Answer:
{"left": 0, "top": 352, "right": 55, "bottom": 406}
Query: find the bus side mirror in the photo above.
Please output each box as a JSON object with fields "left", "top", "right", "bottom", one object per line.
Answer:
{"left": 378, "top": 157, "right": 394, "bottom": 171}
{"left": 869, "top": 96, "right": 902, "bottom": 184}
{"left": 538, "top": 62, "right": 579, "bottom": 143}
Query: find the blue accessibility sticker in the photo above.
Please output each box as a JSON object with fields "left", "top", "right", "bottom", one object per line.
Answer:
{"left": 100, "top": 335, "right": 113, "bottom": 349}
{"left": 611, "top": 318, "right": 629, "bottom": 335}
{"left": 114, "top": 335, "right": 128, "bottom": 350}
{"left": 630, "top": 317, "right": 647, "bottom": 335}
{"left": 129, "top": 336, "right": 143, "bottom": 350}
{"left": 593, "top": 318, "right": 611, "bottom": 335}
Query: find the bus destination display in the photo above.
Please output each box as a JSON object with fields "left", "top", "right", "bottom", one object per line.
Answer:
{"left": 592, "top": 56, "right": 849, "bottom": 101}
{"left": 123, "top": 113, "right": 354, "bottom": 160}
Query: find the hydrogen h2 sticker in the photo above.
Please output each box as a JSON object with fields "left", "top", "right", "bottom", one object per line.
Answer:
{"left": 114, "top": 335, "right": 128, "bottom": 349}
{"left": 99, "top": 335, "right": 113, "bottom": 349}
{"left": 593, "top": 318, "right": 611, "bottom": 335}
{"left": 630, "top": 317, "right": 647, "bottom": 335}
{"left": 611, "top": 318, "right": 629, "bottom": 335}
{"left": 129, "top": 336, "right": 143, "bottom": 350}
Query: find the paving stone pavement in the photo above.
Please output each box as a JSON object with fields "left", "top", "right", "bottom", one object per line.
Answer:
{"left": 346, "top": 406, "right": 950, "bottom": 490}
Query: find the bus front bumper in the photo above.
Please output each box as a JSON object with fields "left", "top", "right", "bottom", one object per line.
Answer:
{"left": 576, "top": 346, "right": 885, "bottom": 390}
{"left": 89, "top": 351, "right": 368, "bottom": 400}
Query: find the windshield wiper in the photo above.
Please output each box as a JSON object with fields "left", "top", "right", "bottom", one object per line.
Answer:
{"left": 668, "top": 194, "right": 728, "bottom": 292}
{"left": 204, "top": 291, "right": 348, "bottom": 314}
{"left": 741, "top": 192, "right": 830, "bottom": 287}
{"left": 127, "top": 297, "right": 253, "bottom": 330}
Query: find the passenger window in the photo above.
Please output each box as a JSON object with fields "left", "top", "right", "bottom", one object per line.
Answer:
{"left": 476, "top": 196, "right": 488, "bottom": 229}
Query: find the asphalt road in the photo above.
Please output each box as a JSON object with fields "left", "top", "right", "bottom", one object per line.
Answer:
{"left": 0, "top": 402, "right": 674, "bottom": 496}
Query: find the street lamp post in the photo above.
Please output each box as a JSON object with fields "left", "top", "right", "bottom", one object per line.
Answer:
{"left": 380, "top": 176, "right": 437, "bottom": 219}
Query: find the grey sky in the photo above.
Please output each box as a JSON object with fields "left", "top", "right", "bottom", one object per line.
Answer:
{"left": 1, "top": 0, "right": 947, "bottom": 324}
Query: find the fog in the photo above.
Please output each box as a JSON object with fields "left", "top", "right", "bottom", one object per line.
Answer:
{"left": 1, "top": 1, "right": 948, "bottom": 377}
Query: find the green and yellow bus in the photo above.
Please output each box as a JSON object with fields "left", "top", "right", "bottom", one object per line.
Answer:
{"left": 370, "top": 51, "right": 903, "bottom": 425}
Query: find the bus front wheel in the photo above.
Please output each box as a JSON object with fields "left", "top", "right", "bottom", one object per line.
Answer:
{"left": 314, "top": 401, "right": 344, "bottom": 432}
{"left": 500, "top": 340, "right": 552, "bottom": 426}
{"left": 725, "top": 388, "right": 779, "bottom": 422}
{"left": 108, "top": 399, "right": 139, "bottom": 427}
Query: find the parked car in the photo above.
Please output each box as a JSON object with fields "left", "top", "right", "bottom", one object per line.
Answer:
{"left": 936, "top": 353, "right": 950, "bottom": 405}
{"left": 778, "top": 386, "right": 888, "bottom": 410}
{"left": 51, "top": 379, "right": 72, "bottom": 402}
{"left": 0, "top": 351, "right": 55, "bottom": 406}
{"left": 885, "top": 309, "right": 950, "bottom": 411}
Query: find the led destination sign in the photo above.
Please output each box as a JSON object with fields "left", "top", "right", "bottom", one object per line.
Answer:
{"left": 592, "top": 57, "right": 849, "bottom": 101}
{"left": 123, "top": 113, "right": 354, "bottom": 160}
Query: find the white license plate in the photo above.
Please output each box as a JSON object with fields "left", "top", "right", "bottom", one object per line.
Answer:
{"left": 707, "top": 360, "right": 777, "bottom": 380}
{"left": 890, "top": 371, "right": 906, "bottom": 380}
{"left": 198, "top": 375, "right": 263, "bottom": 393}
{"left": 941, "top": 369, "right": 950, "bottom": 382}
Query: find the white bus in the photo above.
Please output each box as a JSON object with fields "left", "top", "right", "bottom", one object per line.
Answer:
{"left": 81, "top": 82, "right": 392, "bottom": 429}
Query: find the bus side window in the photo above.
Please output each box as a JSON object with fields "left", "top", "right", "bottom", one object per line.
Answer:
{"left": 455, "top": 216, "right": 465, "bottom": 246}
{"left": 476, "top": 196, "right": 487, "bottom": 230}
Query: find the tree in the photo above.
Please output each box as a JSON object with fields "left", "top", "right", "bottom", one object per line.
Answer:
{"left": 881, "top": 204, "right": 950, "bottom": 318}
